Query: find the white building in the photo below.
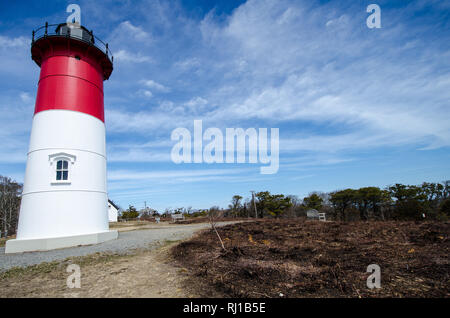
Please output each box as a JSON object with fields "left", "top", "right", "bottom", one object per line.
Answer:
{"left": 108, "top": 200, "right": 119, "bottom": 222}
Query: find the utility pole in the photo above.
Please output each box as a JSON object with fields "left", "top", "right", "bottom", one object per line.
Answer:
{"left": 251, "top": 191, "right": 258, "bottom": 218}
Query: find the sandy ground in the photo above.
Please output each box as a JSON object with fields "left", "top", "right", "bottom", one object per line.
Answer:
{"left": 109, "top": 220, "right": 181, "bottom": 232}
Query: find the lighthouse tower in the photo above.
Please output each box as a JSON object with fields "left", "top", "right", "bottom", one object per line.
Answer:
{"left": 5, "top": 23, "right": 118, "bottom": 253}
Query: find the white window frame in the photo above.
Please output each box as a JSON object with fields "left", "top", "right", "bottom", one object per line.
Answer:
{"left": 49, "top": 152, "right": 76, "bottom": 185}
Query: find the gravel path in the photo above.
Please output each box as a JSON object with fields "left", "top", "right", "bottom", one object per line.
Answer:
{"left": 0, "top": 222, "right": 235, "bottom": 271}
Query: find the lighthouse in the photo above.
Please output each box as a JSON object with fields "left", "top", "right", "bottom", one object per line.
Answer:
{"left": 5, "top": 23, "right": 118, "bottom": 253}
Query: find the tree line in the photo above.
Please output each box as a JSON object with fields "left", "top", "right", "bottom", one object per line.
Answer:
{"left": 120, "top": 181, "right": 450, "bottom": 221}
{"left": 2, "top": 172, "right": 449, "bottom": 234}
{"left": 223, "top": 181, "right": 450, "bottom": 221}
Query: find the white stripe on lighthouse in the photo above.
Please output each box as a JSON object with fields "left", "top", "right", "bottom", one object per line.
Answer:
{"left": 16, "top": 109, "right": 109, "bottom": 240}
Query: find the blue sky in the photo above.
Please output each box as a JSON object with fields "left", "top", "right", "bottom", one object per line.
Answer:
{"left": 0, "top": 0, "right": 449, "bottom": 211}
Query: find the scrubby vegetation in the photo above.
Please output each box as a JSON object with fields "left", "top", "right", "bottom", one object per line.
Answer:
{"left": 218, "top": 181, "right": 450, "bottom": 221}
{"left": 172, "top": 219, "right": 450, "bottom": 298}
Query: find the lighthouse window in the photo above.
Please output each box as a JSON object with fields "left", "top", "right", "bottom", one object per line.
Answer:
{"left": 49, "top": 153, "right": 75, "bottom": 185}
{"left": 56, "top": 160, "right": 69, "bottom": 181}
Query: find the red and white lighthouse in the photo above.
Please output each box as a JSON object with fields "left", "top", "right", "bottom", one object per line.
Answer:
{"left": 6, "top": 23, "right": 118, "bottom": 253}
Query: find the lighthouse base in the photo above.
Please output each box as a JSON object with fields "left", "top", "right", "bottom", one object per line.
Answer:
{"left": 4, "top": 230, "right": 118, "bottom": 254}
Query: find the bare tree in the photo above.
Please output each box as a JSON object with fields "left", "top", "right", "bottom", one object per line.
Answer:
{"left": 0, "top": 176, "right": 22, "bottom": 238}
{"left": 251, "top": 191, "right": 258, "bottom": 218}
{"left": 286, "top": 195, "right": 301, "bottom": 217}
{"left": 208, "top": 206, "right": 226, "bottom": 251}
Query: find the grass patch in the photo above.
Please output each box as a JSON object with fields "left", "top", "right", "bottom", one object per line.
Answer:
{"left": 109, "top": 221, "right": 152, "bottom": 229}
{"left": 0, "top": 235, "right": 15, "bottom": 248}
{"left": 163, "top": 239, "right": 182, "bottom": 244}
{"left": 0, "top": 251, "right": 133, "bottom": 280}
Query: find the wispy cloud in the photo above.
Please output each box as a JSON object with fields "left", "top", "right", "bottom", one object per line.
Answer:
{"left": 140, "top": 79, "right": 170, "bottom": 92}
{"left": 0, "top": 35, "right": 28, "bottom": 48}
{"left": 108, "top": 167, "right": 246, "bottom": 181}
{"left": 117, "top": 21, "right": 151, "bottom": 41}
{"left": 114, "top": 49, "right": 153, "bottom": 63}
{"left": 1, "top": 0, "right": 449, "bottom": 210}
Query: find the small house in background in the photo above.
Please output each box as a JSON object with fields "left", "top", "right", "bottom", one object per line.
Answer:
{"left": 171, "top": 213, "right": 185, "bottom": 222}
{"left": 108, "top": 199, "right": 119, "bottom": 222}
{"left": 306, "top": 209, "right": 319, "bottom": 219}
{"left": 307, "top": 209, "right": 326, "bottom": 221}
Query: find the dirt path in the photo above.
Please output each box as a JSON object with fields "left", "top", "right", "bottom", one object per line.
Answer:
{"left": 63, "top": 243, "right": 193, "bottom": 298}
{"left": 0, "top": 240, "right": 199, "bottom": 298}
{"left": 0, "top": 221, "right": 244, "bottom": 297}
{"left": 0, "top": 221, "right": 240, "bottom": 271}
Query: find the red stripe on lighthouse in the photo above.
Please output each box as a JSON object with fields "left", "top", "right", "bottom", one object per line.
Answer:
{"left": 34, "top": 52, "right": 105, "bottom": 122}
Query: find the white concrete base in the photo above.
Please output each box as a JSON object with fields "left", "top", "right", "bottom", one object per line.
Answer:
{"left": 4, "top": 230, "right": 118, "bottom": 254}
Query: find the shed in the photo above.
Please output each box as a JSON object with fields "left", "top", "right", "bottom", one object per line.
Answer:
{"left": 306, "top": 209, "right": 320, "bottom": 219}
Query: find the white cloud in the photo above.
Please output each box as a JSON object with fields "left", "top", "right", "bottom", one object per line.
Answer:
{"left": 101, "top": 0, "right": 450, "bottom": 158}
{"left": 118, "top": 21, "right": 151, "bottom": 41}
{"left": 108, "top": 149, "right": 170, "bottom": 162}
{"left": 143, "top": 90, "right": 152, "bottom": 97}
{"left": 183, "top": 97, "right": 208, "bottom": 113}
{"left": 105, "top": 108, "right": 190, "bottom": 134}
{"left": 135, "top": 89, "right": 153, "bottom": 98}
{"left": 325, "top": 15, "right": 349, "bottom": 28}
{"left": 3, "top": 0, "right": 447, "bottom": 209}
{"left": 140, "top": 79, "right": 170, "bottom": 92}
{"left": 108, "top": 168, "right": 244, "bottom": 181}
{"left": 114, "top": 49, "right": 152, "bottom": 63}
{"left": 0, "top": 95, "right": 34, "bottom": 164}
{"left": 0, "top": 35, "right": 28, "bottom": 48}
{"left": 0, "top": 35, "right": 35, "bottom": 78}
{"left": 194, "top": 0, "right": 450, "bottom": 151}
{"left": 174, "top": 57, "right": 200, "bottom": 71}
{"left": 19, "top": 92, "right": 32, "bottom": 103}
